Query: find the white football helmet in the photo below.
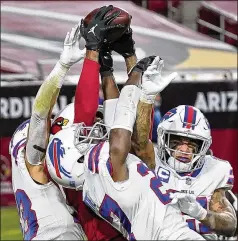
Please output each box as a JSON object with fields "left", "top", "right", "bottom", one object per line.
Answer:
{"left": 46, "top": 121, "right": 109, "bottom": 190}
{"left": 51, "top": 103, "right": 104, "bottom": 136}
{"left": 157, "top": 105, "right": 212, "bottom": 173}
{"left": 51, "top": 103, "right": 74, "bottom": 136}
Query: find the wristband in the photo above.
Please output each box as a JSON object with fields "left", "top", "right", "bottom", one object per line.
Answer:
{"left": 140, "top": 91, "right": 156, "bottom": 104}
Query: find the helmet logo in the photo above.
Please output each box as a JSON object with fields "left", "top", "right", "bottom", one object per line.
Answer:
{"left": 161, "top": 108, "right": 177, "bottom": 122}
{"left": 51, "top": 117, "right": 69, "bottom": 135}
{"left": 182, "top": 105, "right": 197, "bottom": 130}
{"left": 48, "top": 138, "right": 71, "bottom": 179}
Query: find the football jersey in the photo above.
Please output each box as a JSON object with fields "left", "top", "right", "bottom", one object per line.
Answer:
{"left": 154, "top": 149, "right": 234, "bottom": 240}
{"left": 10, "top": 120, "right": 86, "bottom": 240}
{"left": 83, "top": 141, "right": 205, "bottom": 240}
{"left": 63, "top": 188, "right": 127, "bottom": 241}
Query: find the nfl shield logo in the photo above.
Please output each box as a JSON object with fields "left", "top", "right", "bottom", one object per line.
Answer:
{"left": 186, "top": 178, "right": 192, "bottom": 185}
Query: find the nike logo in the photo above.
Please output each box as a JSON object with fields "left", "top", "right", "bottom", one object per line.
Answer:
{"left": 88, "top": 24, "right": 98, "bottom": 36}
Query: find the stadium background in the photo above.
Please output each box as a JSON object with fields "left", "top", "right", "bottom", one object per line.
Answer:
{"left": 1, "top": 1, "right": 237, "bottom": 240}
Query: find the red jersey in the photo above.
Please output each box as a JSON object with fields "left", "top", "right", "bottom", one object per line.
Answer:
{"left": 65, "top": 189, "right": 126, "bottom": 241}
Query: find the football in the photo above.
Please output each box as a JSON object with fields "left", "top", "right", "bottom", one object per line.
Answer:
{"left": 84, "top": 6, "right": 131, "bottom": 42}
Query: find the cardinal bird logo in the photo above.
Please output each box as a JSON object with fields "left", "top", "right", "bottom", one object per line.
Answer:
{"left": 51, "top": 117, "right": 69, "bottom": 135}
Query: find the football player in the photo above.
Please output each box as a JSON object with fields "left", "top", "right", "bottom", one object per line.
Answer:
{"left": 47, "top": 16, "right": 138, "bottom": 241}
{"left": 91, "top": 26, "right": 237, "bottom": 240}
{"left": 47, "top": 5, "right": 129, "bottom": 241}
{"left": 46, "top": 56, "right": 207, "bottom": 240}
{"left": 9, "top": 24, "right": 87, "bottom": 240}
{"left": 130, "top": 58, "right": 237, "bottom": 239}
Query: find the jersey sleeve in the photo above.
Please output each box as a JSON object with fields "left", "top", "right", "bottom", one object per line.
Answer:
{"left": 74, "top": 58, "right": 100, "bottom": 125}
{"left": 215, "top": 158, "right": 234, "bottom": 190}
{"left": 84, "top": 141, "right": 113, "bottom": 177}
{"left": 103, "top": 98, "right": 118, "bottom": 128}
{"left": 9, "top": 119, "right": 30, "bottom": 162}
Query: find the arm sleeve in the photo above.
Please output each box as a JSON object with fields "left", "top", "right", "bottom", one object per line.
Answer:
{"left": 103, "top": 98, "right": 118, "bottom": 129}
{"left": 26, "top": 62, "right": 69, "bottom": 165}
{"left": 74, "top": 58, "right": 100, "bottom": 125}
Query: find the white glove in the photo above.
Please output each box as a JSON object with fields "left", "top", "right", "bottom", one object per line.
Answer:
{"left": 140, "top": 56, "right": 178, "bottom": 104}
{"left": 60, "top": 23, "right": 86, "bottom": 68}
{"left": 170, "top": 192, "right": 208, "bottom": 221}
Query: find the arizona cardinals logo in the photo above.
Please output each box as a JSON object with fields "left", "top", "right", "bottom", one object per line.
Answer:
{"left": 48, "top": 138, "right": 71, "bottom": 179}
{"left": 51, "top": 117, "right": 69, "bottom": 135}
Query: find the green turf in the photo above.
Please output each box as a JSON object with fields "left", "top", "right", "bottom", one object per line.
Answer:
{"left": 1, "top": 207, "right": 22, "bottom": 240}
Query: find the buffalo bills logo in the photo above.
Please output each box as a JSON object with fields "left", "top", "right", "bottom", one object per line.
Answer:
{"left": 182, "top": 105, "right": 197, "bottom": 130}
{"left": 51, "top": 117, "right": 69, "bottom": 135}
{"left": 48, "top": 138, "right": 71, "bottom": 179}
{"left": 161, "top": 108, "right": 177, "bottom": 122}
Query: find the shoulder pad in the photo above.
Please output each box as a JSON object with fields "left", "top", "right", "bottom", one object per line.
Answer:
{"left": 9, "top": 119, "right": 30, "bottom": 154}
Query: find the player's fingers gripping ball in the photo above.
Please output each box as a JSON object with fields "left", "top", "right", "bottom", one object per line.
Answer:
{"left": 83, "top": 5, "right": 131, "bottom": 44}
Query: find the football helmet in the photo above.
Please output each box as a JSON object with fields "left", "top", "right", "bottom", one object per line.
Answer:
{"left": 157, "top": 105, "right": 212, "bottom": 173}
{"left": 51, "top": 103, "right": 74, "bottom": 135}
{"left": 46, "top": 121, "right": 109, "bottom": 190}
{"left": 46, "top": 125, "right": 85, "bottom": 190}
{"left": 51, "top": 103, "right": 104, "bottom": 136}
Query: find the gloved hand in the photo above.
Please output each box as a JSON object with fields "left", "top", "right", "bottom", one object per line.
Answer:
{"left": 60, "top": 23, "right": 86, "bottom": 68}
{"left": 110, "top": 27, "right": 135, "bottom": 58}
{"left": 140, "top": 56, "right": 178, "bottom": 104}
{"left": 80, "top": 5, "right": 125, "bottom": 51}
{"left": 170, "top": 192, "right": 208, "bottom": 221}
{"left": 99, "top": 44, "right": 113, "bottom": 77}
{"left": 128, "top": 55, "right": 156, "bottom": 75}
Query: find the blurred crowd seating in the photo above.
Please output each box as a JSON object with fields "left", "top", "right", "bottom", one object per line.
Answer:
{"left": 197, "top": 1, "right": 237, "bottom": 47}
{"left": 132, "top": 0, "right": 237, "bottom": 47}
{"left": 132, "top": 0, "right": 181, "bottom": 18}
{"left": 146, "top": 0, "right": 181, "bottom": 17}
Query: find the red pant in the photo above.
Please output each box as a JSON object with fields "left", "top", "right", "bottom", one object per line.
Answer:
{"left": 65, "top": 189, "right": 126, "bottom": 241}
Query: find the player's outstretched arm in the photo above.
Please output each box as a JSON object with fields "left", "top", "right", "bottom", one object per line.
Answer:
{"left": 109, "top": 59, "right": 143, "bottom": 181}
{"left": 201, "top": 188, "right": 237, "bottom": 237}
{"left": 109, "top": 84, "right": 141, "bottom": 182}
{"left": 111, "top": 27, "right": 137, "bottom": 74}
{"left": 131, "top": 101, "right": 155, "bottom": 169}
{"left": 110, "top": 26, "right": 155, "bottom": 165}
{"left": 75, "top": 5, "right": 126, "bottom": 125}
{"left": 102, "top": 28, "right": 137, "bottom": 129}
{"left": 108, "top": 56, "right": 162, "bottom": 181}
{"left": 73, "top": 49, "right": 100, "bottom": 125}
{"left": 25, "top": 24, "right": 85, "bottom": 182}
{"left": 99, "top": 44, "right": 119, "bottom": 100}
{"left": 99, "top": 44, "right": 120, "bottom": 130}
{"left": 131, "top": 57, "right": 177, "bottom": 169}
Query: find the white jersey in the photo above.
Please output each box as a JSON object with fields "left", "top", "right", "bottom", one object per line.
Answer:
{"left": 83, "top": 141, "right": 205, "bottom": 240}
{"left": 154, "top": 149, "right": 234, "bottom": 240}
{"left": 10, "top": 120, "right": 86, "bottom": 240}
